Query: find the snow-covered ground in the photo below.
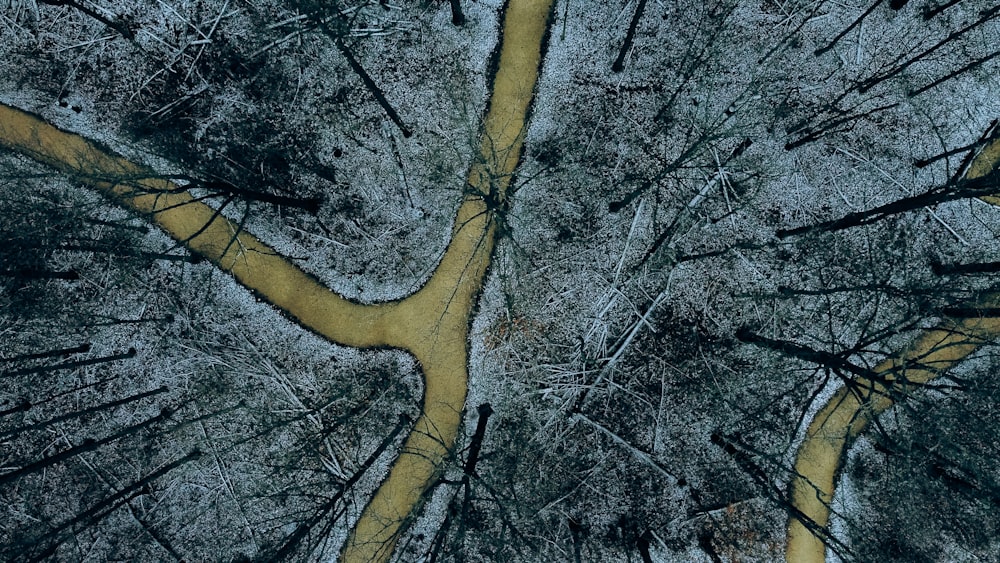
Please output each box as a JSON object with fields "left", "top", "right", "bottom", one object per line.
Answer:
{"left": 3, "top": 0, "right": 1000, "bottom": 560}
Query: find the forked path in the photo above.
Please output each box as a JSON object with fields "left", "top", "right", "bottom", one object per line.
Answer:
{"left": 786, "top": 140, "right": 1000, "bottom": 562}
{"left": 0, "top": 1, "right": 554, "bottom": 561}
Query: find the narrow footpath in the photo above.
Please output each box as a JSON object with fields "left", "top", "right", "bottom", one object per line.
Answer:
{"left": 0, "top": 1, "right": 554, "bottom": 561}
{"left": 786, "top": 139, "right": 1000, "bottom": 562}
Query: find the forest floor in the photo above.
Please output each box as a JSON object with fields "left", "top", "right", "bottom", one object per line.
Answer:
{"left": 0, "top": 0, "right": 552, "bottom": 561}
{"left": 5, "top": 1, "right": 1000, "bottom": 561}
{"left": 786, "top": 139, "right": 1000, "bottom": 562}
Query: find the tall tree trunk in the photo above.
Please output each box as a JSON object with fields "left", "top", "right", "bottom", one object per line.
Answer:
{"left": 612, "top": 0, "right": 648, "bottom": 72}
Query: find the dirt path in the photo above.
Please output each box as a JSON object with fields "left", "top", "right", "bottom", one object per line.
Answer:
{"left": 341, "top": 2, "right": 554, "bottom": 561}
{"left": 785, "top": 140, "right": 1000, "bottom": 562}
{"left": 0, "top": 1, "right": 553, "bottom": 561}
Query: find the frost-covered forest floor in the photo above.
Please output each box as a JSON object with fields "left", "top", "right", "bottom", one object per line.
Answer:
{"left": 3, "top": 0, "right": 1000, "bottom": 561}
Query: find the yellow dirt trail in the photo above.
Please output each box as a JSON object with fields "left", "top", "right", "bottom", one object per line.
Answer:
{"left": 0, "top": 1, "right": 553, "bottom": 561}
{"left": 785, "top": 139, "right": 1000, "bottom": 562}
{"left": 341, "top": 2, "right": 554, "bottom": 561}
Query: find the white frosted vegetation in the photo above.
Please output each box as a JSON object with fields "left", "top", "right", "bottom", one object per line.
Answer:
{"left": 3, "top": 0, "right": 1000, "bottom": 561}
